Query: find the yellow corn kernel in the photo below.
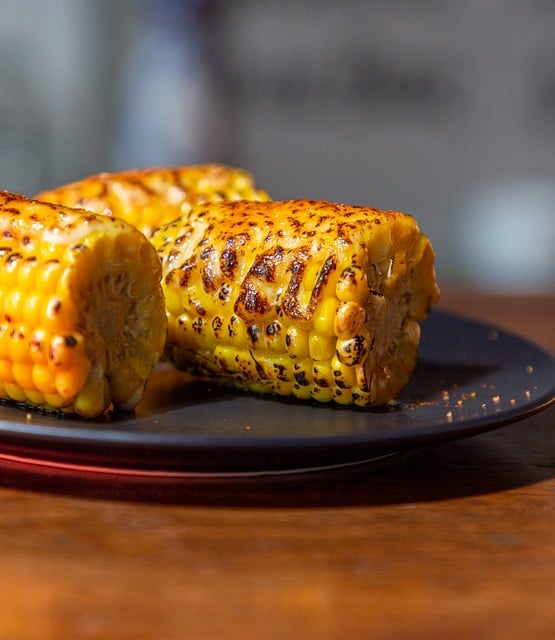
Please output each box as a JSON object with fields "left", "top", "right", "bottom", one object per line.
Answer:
{"left": 29, "top": 328, "right": 50, "bottom": 364}
{"left": 23, "top": 292, "right": 43, "bottom": 326}
{"left": 313, "top": 297, "right": 340, "bottom": 337}
{"left": 12, "top": 362, "right": 35, "bottom": 391}
{"left": 0, "top": 358, "right": 14, "bottom": 383}
{"left": 5, "top": 382, "right": 27, "bottom": 403}
{"left": 17, "top": 257, "right": 38, "bottom": 289}
{"left": 308, "top": 331, "right": 336, "bottom": 362}
{"left": 0, "top": 190, "right": 167, "bottom": 417}
{"left": 35, "top": 260, "right": 64, "bottom": 293}
{"left": 24, "top": 389, "right": 45, "bottom": 406}
{"left": 32, "top": 363, "right": 57, "bottom": 395}
{"left": 0, "top": 253, "right": 22, "bottom": 290}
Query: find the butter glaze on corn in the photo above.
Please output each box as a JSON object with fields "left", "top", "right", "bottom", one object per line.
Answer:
{"left": 36, "top": 164, "right": 270, "bottom": 238}
{"left": 0, "top": 190, "right": 167, "bottom": 417}
{"left": 151, "top": 199, "right": 440, "bottom": 407}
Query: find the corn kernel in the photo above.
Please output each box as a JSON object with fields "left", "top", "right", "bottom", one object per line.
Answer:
{"left": 331, "top": 354, "right": 356, "bottom": 389}
{"left": 23, "top": 292, "right": 43, "bottom": 326}
{"left": 8, "top": 326, "right": 31, "bottom": 364}
{"left": 24, "top": 389, "right": 45, "bottom": 405}
{"left": 313, "top": 297, "right": 339, "bottom": 337}
{"left": 336, "top": 335, "right": 369, "bottom": 367}
{"left": 41, "top": 295, "right": 78, "bottom": 333}
{"left": 43, "top": 392, "right": 71, "bottom": 409}
{"left": 334, "top": 301, "right": 366, "bottom": 338}
{"left": 313, "top": 360, "right": 334, "bottom": 389}
{"left": 48, "top": 332, "right": 87, "bottom": 371}
{"left": 55, "top": 363, "right": 91, "bottom": 400}
{"left": 333, "top": 386, "right": 353, "bottom": 405}
{"left": 29, "top": 328, "right": 49, "bottom": 364}
{"left": 311, "top": 385, "right": 333, "bottom": 403}
{"left": 3, "top": 290, "right": 24, "bottom": 323}
{"left": 309, "top": 332, "right": 336, "bottom": 361}
{"left": 4, "top": 382, "right": 27, "bottom": 402}
{"left": 336, "top": 265, "right": 368, "bottom": 303}
{"left": 12, "top": 362, "right": 35, "bottom": 391}
{"left": 17, "top": 257, "right": 38, "bottom": 289}
{"left": 32, "top": 363, "right": 57, "bottom": 395}
{"left": 36, "top": 260, "right": 63, "bottom": 293}
{"left": 0, "top": 358, "right": 15, "bottom": 383}
{"left": 285, "top": 326, "right": 309, "bottom": 359}
{"left": 164, "top": 285, "right": 184, "bottom": 317}
{"left": 1, "top": 253, "right": 22, "bottom": 289}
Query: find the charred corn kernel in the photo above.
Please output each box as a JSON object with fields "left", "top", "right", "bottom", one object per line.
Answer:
{"left": 333, "top": 386, "right": 353, "bottom": 405}
{"left": 263, "top": 320, "right": 285, "bottom": 353}
{"left": 336, "top": 265, "right": 369, "bottom": 303}
{"left": 285, "top": 326, "right": 310, "bottom": 359}
{"left": 313, "top": 359, "right": 334, "bottom": 390}
{"left": 152, "top": 199, "right": 439, "bottom": 406}
{"left": 0, "top": 190, "right": 167, "bottom": 417}
{"left": 36, "top": 164, "right": 270, "bottom": 238}
{"left": 334, "top": 301, "right": 367, "bottom": 338}
{"left": 331, "top": 354, "right": 357, "bottom": 390}
{"left": 9, "top": 327, "right": 31, "bottom": 364}
{"left": 336, "top": 334, "right": 370, "bottom": 367}
{"left": 30, "top": 328, "right": 49, "bottom": 364}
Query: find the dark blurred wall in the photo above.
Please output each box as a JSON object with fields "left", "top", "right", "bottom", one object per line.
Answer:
{"left": 0, "top": 0, "right": 131, "bottom": 194}
{"left": 0, "top": 0, "right": 553, "bottom": 290}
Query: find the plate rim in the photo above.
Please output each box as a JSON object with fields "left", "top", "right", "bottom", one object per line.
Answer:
{"left": 0, "top": 308, "right": 553, "bottom": 474}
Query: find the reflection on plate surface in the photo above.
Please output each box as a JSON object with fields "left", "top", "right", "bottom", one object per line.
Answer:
{"left": 0, "top": 310, "right": 553, "bottom": 475}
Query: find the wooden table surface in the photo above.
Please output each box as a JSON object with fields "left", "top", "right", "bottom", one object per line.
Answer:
{"left": 1, "top": 290, "right": 553, "bottom": 639}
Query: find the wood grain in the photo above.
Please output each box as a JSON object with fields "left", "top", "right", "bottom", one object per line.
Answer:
{"left": 0, "top": 291, "right": 553, "bottom": 640}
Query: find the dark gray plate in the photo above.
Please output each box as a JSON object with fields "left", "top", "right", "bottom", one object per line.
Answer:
{"left": 0, "top": 309, "right": 553, "bottom": 474}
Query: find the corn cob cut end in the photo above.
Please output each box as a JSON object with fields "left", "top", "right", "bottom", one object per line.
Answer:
{"left": 153, "top": 199, "right": 439, "bottom": 407}
{"left": 0, "top": 191, "right": 167, "bottom": 418}
{"left": 35, "top": 164, "right": 271, "bottom": 238}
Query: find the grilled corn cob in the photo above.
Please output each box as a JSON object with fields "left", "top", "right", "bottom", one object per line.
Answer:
{"left": 0, "top": 191, "right": 167, "bottom": 417}
{"left": 35, "top": 164, "right": 270, "bottom": 238}
{"left": 151, "top": 199, "right": 439, "bottom": 407}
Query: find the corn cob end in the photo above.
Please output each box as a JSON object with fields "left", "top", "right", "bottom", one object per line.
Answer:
{"left": 0, "top": 191, "right": 167, "bottom": 418}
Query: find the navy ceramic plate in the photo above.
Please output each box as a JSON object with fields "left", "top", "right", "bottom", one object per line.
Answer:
{"left": 0, "top": 309, "right": 553, "bottom": 475}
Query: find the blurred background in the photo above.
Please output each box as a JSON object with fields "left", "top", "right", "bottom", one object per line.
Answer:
{"left": 0, "top": 0, "right": 553, "bottom": 292}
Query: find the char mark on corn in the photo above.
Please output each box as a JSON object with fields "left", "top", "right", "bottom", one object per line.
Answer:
{"left": 151, "top": 199, "right": 440, "bottom": 407}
